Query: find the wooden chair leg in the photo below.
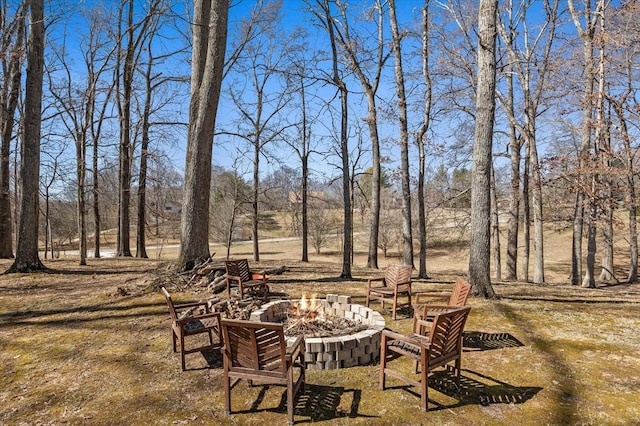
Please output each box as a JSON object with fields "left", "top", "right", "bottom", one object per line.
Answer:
{"left": 180, "top": 333, "right": 186, "bottom": 371}
{"left": 287, "top": 370, "right": 294, "bottom": 425}
{"left": 379, "top": 335, "right": 387, "bottom": 389}
{"left": 391, "top": 295, "right": 398, "bottom": 320}
{"left": 420, "top": 348, "right": 428, "bottom": 411}
{"left": 223, "top": 370, "right": 231, "bottom": 415}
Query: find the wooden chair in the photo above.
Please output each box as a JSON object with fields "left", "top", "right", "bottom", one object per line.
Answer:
{"left": 224, "top": 259, "right": 270, "bottom": 299}
{"left": 366, "top": 264, "right": 413, "bottom": 320}
{"left": 161, "top": 287, "right": 221, "bottom": 371}
{"left": 413, "top": 277, "right": 472, "bottom": 334}
{"left": 220, "top": 319, "right": 305, "bottom": 425}
{"left": 379, "top": 306, "right": 472, "bottom": 411}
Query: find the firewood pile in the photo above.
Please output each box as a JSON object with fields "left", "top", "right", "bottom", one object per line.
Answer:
{"left": 150, "top": 258, "right": 293, "bottom": 320}
{"left": 151, "top": 258, "right": 289, "bottom": 295}
{"left": 277, "top": 311, "right": 368, "bottom": 338}
{"left": 210, "top": 297, "right": 266, "bottom": 321}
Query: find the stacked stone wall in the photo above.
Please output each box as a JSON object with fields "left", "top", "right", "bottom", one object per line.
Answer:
{"left": 249, "top": 294, "right": 385, "bottom": 370}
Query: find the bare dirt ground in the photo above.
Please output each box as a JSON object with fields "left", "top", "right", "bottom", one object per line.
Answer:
{"left": 2, "top": 231, "right": 640, "bottom": 425}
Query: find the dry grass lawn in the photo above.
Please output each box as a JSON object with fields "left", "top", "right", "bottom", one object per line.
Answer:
{"left": 2, "top": 231, "right": 640, "bottom": 425}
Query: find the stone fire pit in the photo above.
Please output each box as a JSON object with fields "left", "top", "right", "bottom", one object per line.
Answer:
{"left": 249, "top": 294, "right": 385, "bottom": 370}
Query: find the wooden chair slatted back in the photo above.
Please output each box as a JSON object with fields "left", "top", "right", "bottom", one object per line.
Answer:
{"left": 427, "top": 306, "right": 471, "bottom": 367}
{"left": 162, "top": 287, "right": 179, "bottom": 322}
{"left": 385, "top": 264, "right": 412, "bottom": 289}
{"left": 221, "top": 319, "right": 287, "bottom": 376}
{"left": 225, "top": 259, "right": 251, "bottom": 282}
{"left": 448, "top": 277, "right": 472, "bottom": 306}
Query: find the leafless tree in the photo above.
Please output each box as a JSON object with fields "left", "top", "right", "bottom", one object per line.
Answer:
{"left": 209, "top": 165, "right": 251, "bottom": 259}
{"left": 388, "top": 0, "right": 413, "bottom": 267}
{"left": 178, "top": 0, "right": 228, "bottom": 271}
{"left": 468, "top": 0, "right": 498, "bottom": 298}
{"left": 224, "top": 1, "right": 293, "bottom": 262}
{"left": 282, "top": 32, "right": 323, "bottom": 263}
{"left": 113, "top": 0, "right": 161, "bottom": 258}
{"left": 331, "top": 0, "right": 390, "bottom": 269}
{"left": 605, "top": 1, "right": 640, "bottom": 283}
{"left": 567, "top": 0, "right": 604, "bottom": 287}
{"left": 496, "top": 0, "right": 560, "bottom": 283}
{"left": 47, "top": 7, "right": 118, "bottom": 265}
{"left": 308, "top": 0, "right": 352, "bottom": 278}
{"left": 7, "top": 0, "right": 45, "bottom": 273}
{"left": 0, "top": 1, "right": 25, "bottom": 259}
{"left": 134, "top": 5, "right": 186, "bottom": 259}
{"left": 415, "top": 0, "right": 433, "bottom": 279}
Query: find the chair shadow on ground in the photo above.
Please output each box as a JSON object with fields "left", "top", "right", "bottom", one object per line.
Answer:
{"left": 226, "top": 383, "right": 374, "bottom": 423}
{"left": 463, "top": 331, "right": 525, "bottom": 351}
{"left": 200, "top": 348, "right": 223, "bottom": 369}
{"left": 389, "top": 367, "right": 542, "bottom": 412}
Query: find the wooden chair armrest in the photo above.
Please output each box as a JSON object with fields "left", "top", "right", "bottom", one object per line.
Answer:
{"left": 174, "top": 300, "right": 210, "bottom": 310}
{"left": 414, "top": 318, "right": 432, "bottom": 331}
{"left": 176, "top": 311, "right": 221, "bottom": 326}
{"left": 226, "top": 275, "right": 242, "bottom": 284}
{"left": 382, "top": 329, "right": 430, "bottom": 349}
{"left": 286, "top": 335, "right": 305, "bottom": 362}
{"left": 414, "top": 292, "right": 450, "bottom": 304}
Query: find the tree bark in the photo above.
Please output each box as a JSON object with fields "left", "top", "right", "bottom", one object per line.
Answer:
{"left": 332, "top": 1, "right": 386, "bottom": 270}
{"left": 416, "top": 1, "right": 432, "bottom": 279}
{"left": 491, "top": 167, "right": 501, "bottom": 280}
{"left": 468, "top": 0, "right": 498, "bottom": 298}
{"left": 568, "top": 0, "right": 601, "bottom": 286}
{"left": 7, "top": 0, "right": 45, "bottom": 273}
{"left": 389, "top": 0, "right": 413, "bottom": 267}
{"left": 610, "top": 98, "right": 637, "bottom": 282}
{"left": 522, "top": 140, "right": 530, "bottom": 281}
{"left": 0, "top": 4, "right": 24, "bottom": 259}
{"left": 178, "top": 0, "right": 228, "bottom": 271}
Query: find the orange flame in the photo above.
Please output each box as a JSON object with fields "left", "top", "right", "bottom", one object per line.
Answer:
{"left": 292, "top": 294, "right": 324, "bottom": 321}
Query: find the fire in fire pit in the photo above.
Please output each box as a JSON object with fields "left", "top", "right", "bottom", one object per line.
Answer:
{"left": 279, "top": 294, "right": 368, "bottom": 338}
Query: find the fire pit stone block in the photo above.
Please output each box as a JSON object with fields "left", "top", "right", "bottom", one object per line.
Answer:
{"left": 250, "top": 294, "right": 385, "bottom": 369}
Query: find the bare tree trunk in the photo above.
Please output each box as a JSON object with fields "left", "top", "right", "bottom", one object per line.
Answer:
{"left": 581, "top": 0, "right": 607, "bottom": 288}
{"left": 7, "top": 0, "right": 45, "bottom": 273}
{"left": 136, "top": 26, "right": 160, "bottom": 260}
{"left": 389, "top": 0, "right": 413, "bottom": 267}
{"left": 599, "top": 123, "right": 613, "bottom": 282}
{"left": 583, "top": 201, "right": 597, "bottom": 288}
{"left": 0, "top": 3, "right": 24, "bottom": 259}
{"left": 252, "top": 138, "right": 260, "bottom": 262}
{"left": 491, "top": 167, "right": 501, "bottom": 280}
{"left": 332, "top": 1, "right": 387, "bottom": 270}
{"left": 92, "top": 134, "right": 101, "bottom": 258}
{"left": 416, "top": 1, "right": 432, "bottom": 279}
{"left": 610, "top": 98, "right": 637, "bottom": 282}
{"left": 339, "top": 86, "right": 351, "bottom": 278}
{"left": 75, "top": 131, "right": 87, "bottom": 266}
{"left": 468, "top": 0, "right": 497, "bottom": 298}
{"left": 310, "top": 0, "right": 351, "bottom": 278}
{"left": 529, "top": 118, "right": 545, "bottom": 284}
{"left": 115, "top": 0, "right": 133, "bottom": 257}
{"left": 91, "top": 83, "right": 113, "bottom": 259}
{"left": 300, "top": 89, "right": 309, "bottom": 262}
{"left": 505, "top": 129, "right": 521, "bottom": 281}
{"left": 568, "top": 0, "right": 602, "bottom": 286}
{"left": 522, "top": 140, "right": 530, "bottom": 281}
{"left": 178, "top": 0, "right": 228, "bottom": 271}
